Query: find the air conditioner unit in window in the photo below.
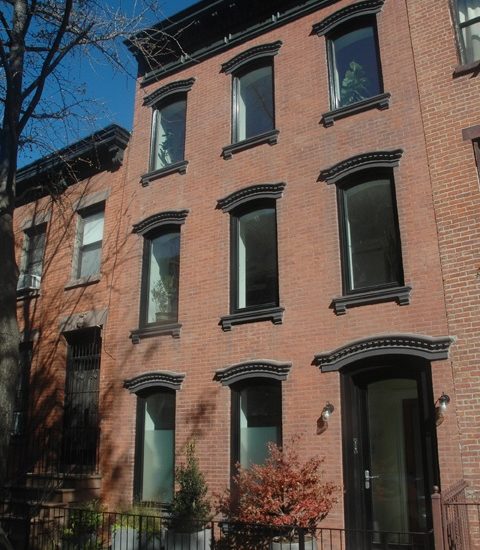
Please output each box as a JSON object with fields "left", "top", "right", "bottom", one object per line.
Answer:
{"left": 17, "top": 273, "right": 41, "bottom": 291}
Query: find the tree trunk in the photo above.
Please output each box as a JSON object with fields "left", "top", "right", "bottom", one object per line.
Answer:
{"left": 0, "top": 127, "right": 21, "bottom": 489}
{"left": 0, "top": 209, "right": 20, "bottom": 489}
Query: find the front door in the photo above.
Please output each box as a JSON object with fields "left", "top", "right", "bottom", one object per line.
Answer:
{"left": 342, "top": 358, "right": 438, "bottom": 550}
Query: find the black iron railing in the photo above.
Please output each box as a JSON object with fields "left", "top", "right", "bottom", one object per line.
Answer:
{"left": 0, "top": 502, "right": 435, "bottom": 550}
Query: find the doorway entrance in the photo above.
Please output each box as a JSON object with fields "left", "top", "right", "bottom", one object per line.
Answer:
{"left": 341, "top": 356, "right": 438, "bottom": 549}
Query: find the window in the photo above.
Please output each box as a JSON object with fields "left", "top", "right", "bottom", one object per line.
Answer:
{"left": 338, "top": 170, "right": 403, "bottom": 293}
{"left": 232, "top": 379, "right": 282, "bottom": 469}
{"left": 150, "top": 96, "right": 187, "bottom": 171}
{"left": 142, "top": 227, "right": 180, "bottom": 326}
{"left": 135, "top": 389, "right": 175, "bottom": 503}
{"left": 76, "top": 207, "right": 104, "bottom": 279}
{"left": 456, "top": 0, "right": 480, "bottom": 65}
{"left": 231, "top": 200, "right": 279, "bottom": 312}
{"left": 233, "top": 61, "right": 274, "bottom": 143}
{"left": 11, "top": 344, "right": 32, "bottom": 436}
{"left": 63, "top": 328, "right": 101, "bottom": 469}
{"left": 18, "top": 224, "right": 46, "bottom": 291}
{"left": 328, "top": 18, "right": 383, "bottom": 110}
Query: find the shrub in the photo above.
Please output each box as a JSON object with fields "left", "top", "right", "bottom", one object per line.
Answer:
{"left": 217, "top": 440, "right": 337, "bottom": 542}
{"left": 168, "top": 440, "right": 211, "bottom": 533}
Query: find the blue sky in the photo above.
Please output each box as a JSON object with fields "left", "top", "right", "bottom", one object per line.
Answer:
{"left": 98, "top": 0, "right": 199, "bottom": 131}
{"left": 19, "top": 0, "right": 199, "bottom": 166}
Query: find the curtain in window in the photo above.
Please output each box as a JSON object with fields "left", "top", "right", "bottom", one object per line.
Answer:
{"left": 458, "top": 0, "right": 480, "bottom": 63}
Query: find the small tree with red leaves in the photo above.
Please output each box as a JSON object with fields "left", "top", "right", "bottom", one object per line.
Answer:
{"left": 217, "top": 440, "right": 337, "bottom": 546}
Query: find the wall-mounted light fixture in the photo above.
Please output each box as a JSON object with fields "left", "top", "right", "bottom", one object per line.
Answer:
{"left": 317, "top": 402, "right": 334, "bottom": 434}
{"left": 321, "top": 402, "right": 334, "bottom": 421}
{"left": 435, "top": 392, "right": 451, "bottom": 426}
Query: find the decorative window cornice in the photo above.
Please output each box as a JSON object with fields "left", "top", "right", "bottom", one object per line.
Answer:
{"left": 319, "top": 150, "right": 403, "bottom": 185}
{"left": 132, "top": 209, "right": 189, "bottom": 235}
{"left": 143, "top": 77, "right": 196, "bottom": 107}
{"left": 221, "top": 41, "right": 283, "bottom": 74}
{"left": 217, "top": 183, "right": 286, "bottom": 213}
{"left": 312, "top": 0, "right": 385, "bottom": 37}
{"left": 313, "top": 333, "right": 455, "bottom": 372}
{"left": 215, "top": 359, "right": 292, "bottom": 385}
{"left": 124, "top": 371, "right": 185, "bottom": 392}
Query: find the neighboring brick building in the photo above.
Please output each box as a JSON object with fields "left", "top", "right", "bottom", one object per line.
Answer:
{"left": 9, "top": 0, "right": 480, "bottom": 546}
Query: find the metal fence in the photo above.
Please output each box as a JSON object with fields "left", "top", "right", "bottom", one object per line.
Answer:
{"left": 0, "top": 502, "right": 435, "bottom": 550}
{"left": 442, "top": 482, "right": 480, "bottom": 550}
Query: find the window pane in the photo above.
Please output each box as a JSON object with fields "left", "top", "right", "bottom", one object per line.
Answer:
{"left": 462, "top": 21, "right": 480, "bottom": 63}
{"left": 78, "top": 242, "right": 102, "bottom": 278}
{"left": 151, "top": 99, "right": 186, "bottom": 170}
{"left": 82, "top": 211, "right": 104, "bottom": 246}
{"left": 142, "top": 391, "right": 175, "bottom": 502}
{"left": 239, "top": 382, "right": 281, "bottom": 468}
{"left": 236, "top": 64, "right": 274, "bottom": 142}
{"left": 237, "top": 206, "right": 278, "bottom": 309}
{"left": 331, "top": 24, "right": 381, "bottom": 108}
{"left": 147, "top": 230, "right": 180, "bottom": 324}
{"left": 343, "top": 177, "right": 402, "bottom": 291}
{"left": 25, "top": 230, "right": 46, "bottom": 276}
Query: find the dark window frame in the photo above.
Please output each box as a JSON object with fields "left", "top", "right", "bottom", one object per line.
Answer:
{"left": 229, "top": 198, "right": 280, "bottom": 315}
{"left": 139, "top": 224, "right": 181, "bottom": 329}
{"left": 230, "top": 378, "right": 282, "bottom": 476}
{"left": 337, "top": 168, "right": 404, "bottom": 296}
{"left": 134, "top": 386, "right": 176, "bottom": 505}
{"left": 327, "top": 15, "right": 384, "bottom": 112}
{"left": 452, "top": 0, "right": 480, "bottom": 68}
{"left": 149, "top": 93, "right": 188, "bottom": 173}
{"left": 231, "top": 58, "right": 276, "bottom": 145}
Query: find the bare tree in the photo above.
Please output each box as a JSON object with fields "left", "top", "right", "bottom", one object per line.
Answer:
{"left": 0, "top": 0, "right": 177, "bottom": 493}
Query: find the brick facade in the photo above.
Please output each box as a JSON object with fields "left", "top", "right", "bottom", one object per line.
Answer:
{"left": 12, "top": 0, "right": 479, "bottom": 536}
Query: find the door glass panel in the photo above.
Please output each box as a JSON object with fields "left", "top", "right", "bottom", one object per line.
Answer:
{"left": 367, "top": 378, "right": 426, "bottom": 536}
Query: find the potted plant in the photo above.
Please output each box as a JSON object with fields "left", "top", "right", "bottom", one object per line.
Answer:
{"left": 111, "top": 506, "right": 163, "bottom": 550}
{"left": 61, "top": 500, "right": 104, "bottom": 549}
{"left": 340, "top": 60, "right": 371, "bottom": 105}
{"left": 165, "top": 440, "right": 212, "bottom": 549}
{"left": 151, "top": 275, "right": 177, "bottom": 322}
{"left": 217, "top": 440, "right": 337, "bottom": 550}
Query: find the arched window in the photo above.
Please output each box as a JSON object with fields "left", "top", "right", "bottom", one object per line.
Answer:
{"left": 217, "top": 184, "right": 285, "bottom": 329}
{"left": 124, "top": 371, "right": 185, "bottom": 503}
{"left": 215, "top": 359, "right": 290, "bottom": 469}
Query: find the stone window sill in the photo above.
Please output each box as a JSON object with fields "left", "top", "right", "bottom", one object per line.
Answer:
{"left": 65, "top": 274, "right": 101, "bottom": 290}
{"left": 220, "top": 306, "right": 284, "bottom": 331}
{"left": 321, "top": 92, "right": 391, "bottom": 127}
{"left": 140, "top": 160, "right": 188, "bottom": 186}
{"left": 453, "top": 60, "right": 480, "bottom": 77}
{"left": 332, "top": 285, "right": 411, "bottom": 315}
{"left": 130, "top": 323, "right": 182, "bottom": 343}
{"left": 222, "top": 129, "right": 279, "bottom": 159}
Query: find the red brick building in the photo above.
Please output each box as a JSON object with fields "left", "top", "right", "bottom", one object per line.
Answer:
{"left": 10, "top": 0, "right": 480, "bottom": 546}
